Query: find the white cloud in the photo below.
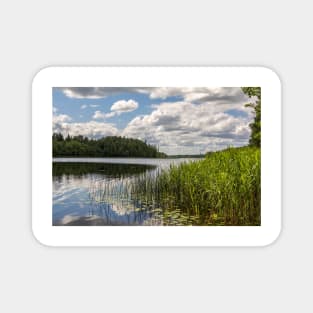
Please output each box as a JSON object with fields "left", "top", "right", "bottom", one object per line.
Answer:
{"left": 59, "top": 87, "right": 145, "bottom": 99}
{"left": 61, "top": 88, "right": 108, "bottom": 99}
{"left": 53, "top": 119, "right": 119, "bottom": 139}
{"left": 53, "top": 114, "right": 72, "bottom": 123}
{"left": 111, "top": 99, "right": 138, "bottom": 113}
{"left": 93, "top": 110, "right": 106, "bottom": 119}
{"left": 58, "top": 87, "right": 252, "bottom": 105}
{"left": 81, "top": 104, "right": 88, "bottom": 109}
{"left": 148, "top": 87, "right": 249, "bottom": 104}
{"left": 104, "top": 112, "right": 116, "bottom": 118}
{"left": 122, "top": 100, "right": 252, "bottom": 154}
{"left": 93, "top": 110, "right": 116, "bottom": 119}
{"left": 92, "top": 100, "right": 139, "bottom": 120}
{"left": 53, "top": 107, "right": 58, "bottom": 113}
{"left": 55, "top": 87, "right": 256, "bottom": 154}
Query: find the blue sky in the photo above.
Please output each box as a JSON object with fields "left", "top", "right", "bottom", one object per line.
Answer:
{"left": 53, "top": 87, "right": 256, "bottom": 155}
{"left": 53, "top": 88, "right": 182, "bottom": 129}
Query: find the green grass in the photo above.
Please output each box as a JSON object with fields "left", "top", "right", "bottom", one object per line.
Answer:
{"left": 132, "top": 146, "right": 261, "bottom": 226}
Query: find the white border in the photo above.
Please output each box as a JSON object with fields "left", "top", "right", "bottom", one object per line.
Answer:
{"left": 32, "top": 67, "right": 281, "bottom": 247}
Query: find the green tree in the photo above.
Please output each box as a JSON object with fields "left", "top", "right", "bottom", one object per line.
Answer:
{"left": 52, "top": 133, "right": 167, "bottom": 158}
{"left": 242, "top": 87, "right": 261, "bottom": 147}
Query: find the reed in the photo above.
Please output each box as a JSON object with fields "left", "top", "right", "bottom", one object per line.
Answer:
{"left": 131, "top": 146, "right": 261, "bottom": 226}
{"left": 88, "top": 146, "right": 261, "bottom": 226}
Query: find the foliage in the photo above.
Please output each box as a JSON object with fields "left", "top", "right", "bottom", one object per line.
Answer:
{"left": 242, "top": 87, "right": 261, "bottom": 147}
{"left": 132, "top": 146, "right": 261, "bottom": 226}
{"left": 52, "top": 133, "right": 167, "bottom": 158}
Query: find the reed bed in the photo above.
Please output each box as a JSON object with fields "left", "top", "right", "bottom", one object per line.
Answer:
{"left": 88, "top": 146, "right": 261, "bottom": 226}
{"left": 131, "top": 146, "right": 261, "bottom": 226}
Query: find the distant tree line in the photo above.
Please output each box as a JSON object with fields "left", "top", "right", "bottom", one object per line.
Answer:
{"left": 52, "top": 133, "right": 167, "bottom": 158}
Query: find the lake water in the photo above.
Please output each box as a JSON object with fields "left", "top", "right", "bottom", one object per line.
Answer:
{"left": 53, "top": 158, "right": 199, "bottom": 226}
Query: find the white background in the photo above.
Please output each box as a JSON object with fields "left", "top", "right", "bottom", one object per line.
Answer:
{"left": 0, "top": 0, "right": 311, "bottom": 312}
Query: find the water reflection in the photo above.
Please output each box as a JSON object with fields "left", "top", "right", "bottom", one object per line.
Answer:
{"left": 53, "top": 159, "right": 199, "bottom": 226}
{"left": 53, "top": 162, "right": 157, "bottom": 225}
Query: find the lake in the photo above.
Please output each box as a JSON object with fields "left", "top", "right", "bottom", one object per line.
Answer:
{"left": 53, "top": 158, "right": 199, "bottom": 226}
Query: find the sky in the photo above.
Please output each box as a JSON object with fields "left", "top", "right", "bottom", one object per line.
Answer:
{"left": 52, "top": 87, "right": 257, "bottom": 155}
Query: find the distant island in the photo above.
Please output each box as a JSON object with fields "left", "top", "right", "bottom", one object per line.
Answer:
{"left": 53, "top": 133, "right": 167, "bottom": 158}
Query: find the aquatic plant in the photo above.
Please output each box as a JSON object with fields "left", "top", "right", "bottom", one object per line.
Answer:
{"left": 90, "top": 146, "right": 261, "bottom": 226}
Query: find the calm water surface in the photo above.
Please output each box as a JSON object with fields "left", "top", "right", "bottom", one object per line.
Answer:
{"left": 53, "top": 158, "right": 198, "bottom": 226}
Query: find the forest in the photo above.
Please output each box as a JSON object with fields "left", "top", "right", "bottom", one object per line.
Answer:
{"left": 52, "top": 133, "right": 167, "bottom": 158}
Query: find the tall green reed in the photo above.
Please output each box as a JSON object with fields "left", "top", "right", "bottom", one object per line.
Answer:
{"left": 131, "top": 146, "right": 261, "bottom": 226}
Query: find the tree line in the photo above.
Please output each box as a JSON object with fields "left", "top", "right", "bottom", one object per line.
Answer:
{"left": 52, "top": 133, "right": 167, "bottom": 158}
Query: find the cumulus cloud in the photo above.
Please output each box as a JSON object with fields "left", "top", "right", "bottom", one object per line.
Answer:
{"left": 111, "top": 99, "right": 138, "bottom": 113}
{"left": 148, "top": 87, "right": 247, "bottom": 103}
{"left": 53, "top": 112, "right": 118, "bottom": 138}
{"left": 58, "top": 87, "right": 251, "bottom": 104}
{"left": 122, "top": 100, "right": 252, "bottom": 154}
{"left": 93, "top": 110, "right": 116, "bottom": 119}
{"left": 53, "top": 119, "right": 119, "bottom": 139}
{"left": 92, "top": 100, "right": 138, "bottom": 120}
{"left": 54, "top": 87, "right": 256, "bottom": 154}
{"left": 58, "top": 87, "right": 145, "bottom": 99}
{"left": 60, "top": 87, "right": 110, "bottom": 99}
{"left": 53, "top": 114, "right": 72, "bottom": 123}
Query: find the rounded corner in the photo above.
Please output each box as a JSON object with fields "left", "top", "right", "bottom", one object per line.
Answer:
{"left": 261, "top": 224, "right": 282, "bottom": 247}
{"left": 258, "top": 66, "right": 282, "bottom": 88}
{"left": 31, "top": 225, "right": 53, "bottom": 248}
{"left": 32, "top": 66, "right": 56, "bottom": 89}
